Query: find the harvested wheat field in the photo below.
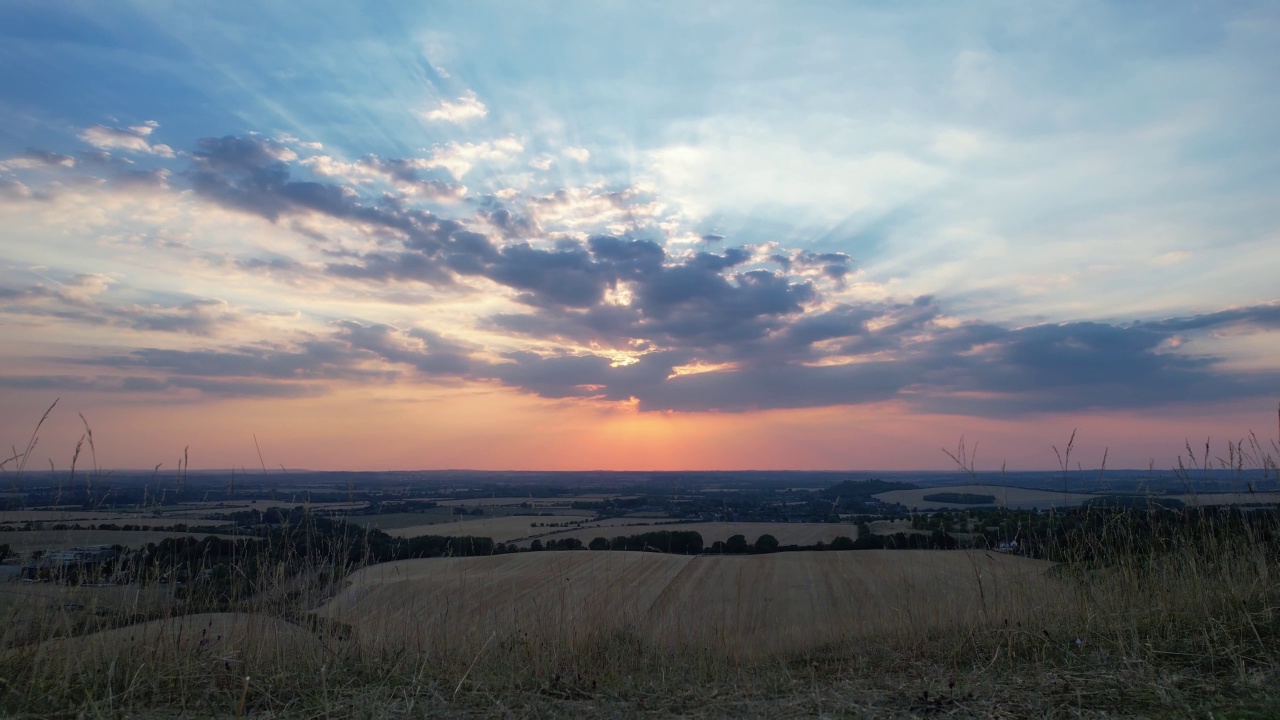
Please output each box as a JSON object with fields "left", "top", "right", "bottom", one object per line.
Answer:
{"left": 384, "top": 512, "right": 565, "bottom": 540}
{"left": 318, "top": 550, "right": 1054, "bottom": 656}
{"left": 1175, "top": 491, "right": 1280, "bottom": 506}
{"left": 383, "top": 513, "right": 596, "bottom": 542}
{"left": 394, "top": 512, "right": 675, "bottom": 540}
{"left": 0, "top": 583, "right": 178, "bottom": 646}
{"left": 521, "top": 520, "right": 863, "bottom": 547}
{"left": 0, "top": 529, "right": 238, "bottom": 554}
{"left": 875, "top": 484, "right": 1098, "bottom": 510}
{"left": 8, "top": 612, "right": 328, "bottom": 674}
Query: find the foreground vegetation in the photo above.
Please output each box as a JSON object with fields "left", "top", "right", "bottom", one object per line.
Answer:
{"left": 2, "top": 410, "right": 1279, "bottom": 717}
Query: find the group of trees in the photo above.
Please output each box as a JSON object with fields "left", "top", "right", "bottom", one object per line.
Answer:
{"left": 707, "top": 534, "right": 777, "bottom": 554}
{"left": 589, "top": 530, "right": 705, "bottom": 554}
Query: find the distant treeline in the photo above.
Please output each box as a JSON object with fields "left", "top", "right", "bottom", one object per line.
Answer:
{"left": 922, "top": 492, "right": 997, "bottom": 505}
{"left": 499, "top": 529, "right": 961, "bottom": 555}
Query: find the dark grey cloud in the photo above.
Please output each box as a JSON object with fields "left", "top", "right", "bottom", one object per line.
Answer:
{"left": 462, "top": 300, "right": 1280, "bottom": 416}
{"left": 0, "top": 375, "right": 132, "bottom": 392}
{"left": 0, "top": 283, "right": 242, "bottom": 337}
{"left": 82, "top": 340, "right": 383, "bottom": 381}
{"left": 481, "top": 243, "right": 609, "bottom": 308}
{"left": 771, "top": 250, "right": 855, "bottom": 281}
{"left": 165, "top": 377, "right": 321, "bottom": 398}
{"left": 1144, "top": 303, "right": 1280, "bottom": 333}
{"left": 0, "top": 374, "right": 318, "bottom": 398}
{"left": 109, "top": 168, "right": 169, "bottom": 190}
{"left": 357, "top": 156, "right": 465, "bottom": 199}
{"left": 479, "top": 202, "right": 538, "bottom": 239}
{"left": 58, "top": 320, "right": 477, "bottom": 394}
{"left": 236, "top": 255, "right": 308, "bottom": 275}
{"left": 27, "top": 131, "right": 1275, "bottom": 418}
{"left": 33, "top": 333, "right": 398, "bottom": 399}
{"left": 333, "top": 321, "right": 475, "bottom": 377}
{"left": 0, "top": 179, "right": 36, "bottom": 200}
{"left": 480, "top": 349, "right": 685, "bottom": 403}
{"left": 187, "top": 136, "right": 499, "bottom": 288}
{"left": 327, "top": 251, "right": 452, "bottom": 284}
{"left": 476, "top": 239, "right": 817, "bottom": 349}
{"left": 6, "top": 149, "right": 76, "bottom": 168}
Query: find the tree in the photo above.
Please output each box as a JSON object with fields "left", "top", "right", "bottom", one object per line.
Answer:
{"left": 725, "top": 534, "right": 749, "bottom": 554}
{"left": 829, "top": 536, "right": 856, "bottom": 551}
{"left": 529, "top": 539, "right": 543, "bottom": 551}
{"left": 589, "top": 537, "right": 609, "bottom": 551}
{"left": 754, "top": 534, "right": 779, "bottom": 553}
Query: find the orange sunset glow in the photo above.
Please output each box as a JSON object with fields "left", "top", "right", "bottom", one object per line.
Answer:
{"left": 2, "top": 3, "right": 1278, "bottom": 472}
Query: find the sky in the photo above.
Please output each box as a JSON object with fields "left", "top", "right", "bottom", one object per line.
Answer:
{"left": 1, "top": 1, "right": 1278, "bottom": 472}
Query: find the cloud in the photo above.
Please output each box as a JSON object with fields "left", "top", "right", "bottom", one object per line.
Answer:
{"left": 76, "top": 335, "right": 393, "bottom": 386}
{"left": 8, "top": 129, "right": 1275, "bottom": 421}
{"left": 0, "top": 278, "right": 246, "bottom": 337}
{"left": 0, "top": 179, "right": 35, "bottom": 200}
{"left": 300, "top": 139, "right": 524, "bottom": 183}
{"left": 930, "top": 129, "right": 983, "bottom": 162}
{"left": 525, "top": 185, "right": 663, "bottom": 232}
{"left": 333, "top": 321, "right": 475, "bottom": 376}
{"left": 420, "top": 137, "right": 524, "bottom": 179}
{"left": 646, "top": 121, "right": 944, "bottom": 221}
{"left": 0, "top": 374, "right": 320, "bottom": 398}
{"left": 78, "top": 122, "right": 175, "bottom": 157}
{"left": 562, "top": 147, "right": 590, "bottom": 162}
{"left": 422, "top": 91, "right": 488, "bottom": 123}
{"left": 303, "top": 154, "right": 466, "bottom": 199}
{"left": 35, "top": 323, "right": 474, "bottom": 399}
{"left": 468, "top": 294, "right": 1280, "bottom": 415}
{"left": 0, "top": 149, "right": 76, "bottom": 170}
{"left": 188, "top": 136, "right": 444, "bottom": 235}
{"left": 109, "top": 168, "right": 171, "bottom": 190}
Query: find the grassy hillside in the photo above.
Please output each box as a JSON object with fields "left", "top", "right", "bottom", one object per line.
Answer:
{"left": 318, "top": 550, "right": 1050, "bottom": 656}
{"left": 2, "top": 518, "right": 1276, "bottom": 718}
{"left": 1, "top": 426, "right": 1278, "bottom": 717}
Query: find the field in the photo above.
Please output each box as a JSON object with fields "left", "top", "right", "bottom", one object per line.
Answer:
{"left": 11, "top": 612, "right": 328, "bottom": 675}
{"left": 2, "top": 514, "right": 1278, "bottom": 718}
{"left": 1, "top": 430, "right": 1278, "bottom": 717}
{"left": 317, "top": 550, "right": 1051, "bottom": 656}
{"left": 382, "top": 514, "right": 597, "bottom": 543}
{"left": 875, "top": 484, "right": 1280, "bottom": 511}
{"left": 0, "top": 583, "right": 178, "bottom": 646}
{"left": 515, "top": 520, "right": 865, "bottom": 548}
{"left": 1179, "top": 491, "right": 1280, "bottom": 506}
{"left": 0, "top": 529, "right": 238, "bottom": 553}
{"left": 875, "top": 484, "right": 1100, "bottom": 510}
{"left": 433, "top": 495, "right": 625, "bottom": 508}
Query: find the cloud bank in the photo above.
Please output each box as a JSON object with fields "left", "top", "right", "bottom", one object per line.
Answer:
{"left": 1, "top": 128, "right": 1277, "bottom": 420}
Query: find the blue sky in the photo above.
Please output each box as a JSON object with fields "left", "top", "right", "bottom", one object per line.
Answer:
{"left": 1, "top": 1, "right": 1278, "bottom": 470}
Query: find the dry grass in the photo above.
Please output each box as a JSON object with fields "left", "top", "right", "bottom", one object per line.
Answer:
{"left": 1, "top": 525, "right": 1276, "bottom": 718}
{"left": 2, "top": 407, "right": 1278, "bottom": 717}
{"left": 0, "top": 529, "right": 239, "bottom": 554}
